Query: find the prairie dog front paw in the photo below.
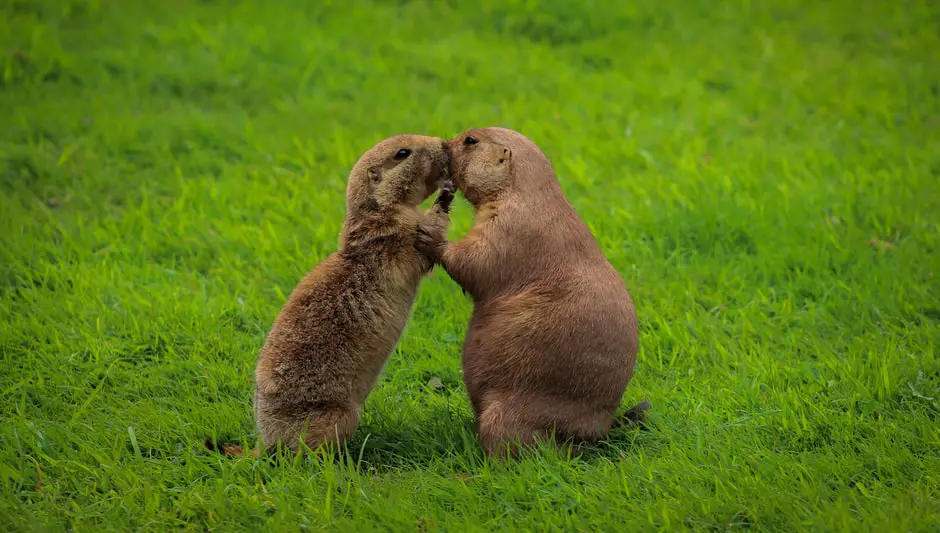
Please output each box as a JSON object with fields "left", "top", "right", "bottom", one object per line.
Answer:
{"left": 435, "top": 181, "right": 456, "bottom": 213}
{"left": 416, "top": 199, "right": 451, "bottom": 262}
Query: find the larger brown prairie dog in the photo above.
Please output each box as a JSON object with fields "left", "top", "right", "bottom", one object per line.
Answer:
{"left": 253, "top": 134, "right": 454, "bottom": 454}
{"left": 417, "top": 127, "right": 640, "bottom": 457}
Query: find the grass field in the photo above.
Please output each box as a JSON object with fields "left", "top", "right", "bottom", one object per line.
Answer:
{"left": 2, "top": 0, "right": 939, "bottom": 530}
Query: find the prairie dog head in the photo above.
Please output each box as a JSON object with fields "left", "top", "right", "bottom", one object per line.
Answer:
{"left": 446, "top": 127, "right": 554, "bottom": 205}
{"left": 346, "top": 134, "right": 450, "bottom": 215}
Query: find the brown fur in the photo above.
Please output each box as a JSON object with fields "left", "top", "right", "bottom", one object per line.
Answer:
{"left": 252, "top": 134, "right": 453, "bottom": 455}
{"left": 418, "top": 127, "right": 640, "bottom": 458}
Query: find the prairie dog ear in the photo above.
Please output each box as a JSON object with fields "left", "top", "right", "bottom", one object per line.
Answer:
{"left": 368, "top": 167, "right": 380, "bottom": 183}
{"left": 499, "top": 146, "right": 511, "bottom": 164}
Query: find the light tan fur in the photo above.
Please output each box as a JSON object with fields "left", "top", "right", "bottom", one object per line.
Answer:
{"left": 417, "top": 127, "right": 641, "bottom": 458}
{"left": 253, "top": 134, "right": 454, "bottom": 455}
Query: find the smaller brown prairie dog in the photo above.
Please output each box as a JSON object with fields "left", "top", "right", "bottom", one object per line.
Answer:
{"left": 417, "top": 127, "right": 641, "bottom": 458}
{"left": 253, "top": 134, "right": 454, "bottom": 454}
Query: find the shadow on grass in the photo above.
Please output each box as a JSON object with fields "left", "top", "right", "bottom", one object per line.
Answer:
{"left": 345, "top": 408, "right": 483, "bottom": 471}
{"left": 202, "top": 404, "right": 483, "bottom": 471}
{"left": 203, "top": 401, "right": 662, "bottom": 470}
{"left": 350, "top": 400, "right": 662, "bottom": 468}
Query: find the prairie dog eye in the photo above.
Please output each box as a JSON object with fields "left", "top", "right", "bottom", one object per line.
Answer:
{"left": 463, "top": 136, "right": 478, "bottom": 146}
{"left": 394, "top": 148, "right": 412, "bottom": 160}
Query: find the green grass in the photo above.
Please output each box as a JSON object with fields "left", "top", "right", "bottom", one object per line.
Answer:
{"left": 1, "top": 0, "right": 939, "bottom": 530}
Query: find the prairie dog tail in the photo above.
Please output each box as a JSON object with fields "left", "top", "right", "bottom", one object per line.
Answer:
{"left": 614, "top": 400, "right": 651, "bottom": 428}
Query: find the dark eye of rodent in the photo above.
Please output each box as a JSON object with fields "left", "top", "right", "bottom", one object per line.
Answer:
{"left": 464, "top": 136, "right": 478, "bottom": 146}
{"left": 394, "top": 148, "right": 411, "bottom": 160}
